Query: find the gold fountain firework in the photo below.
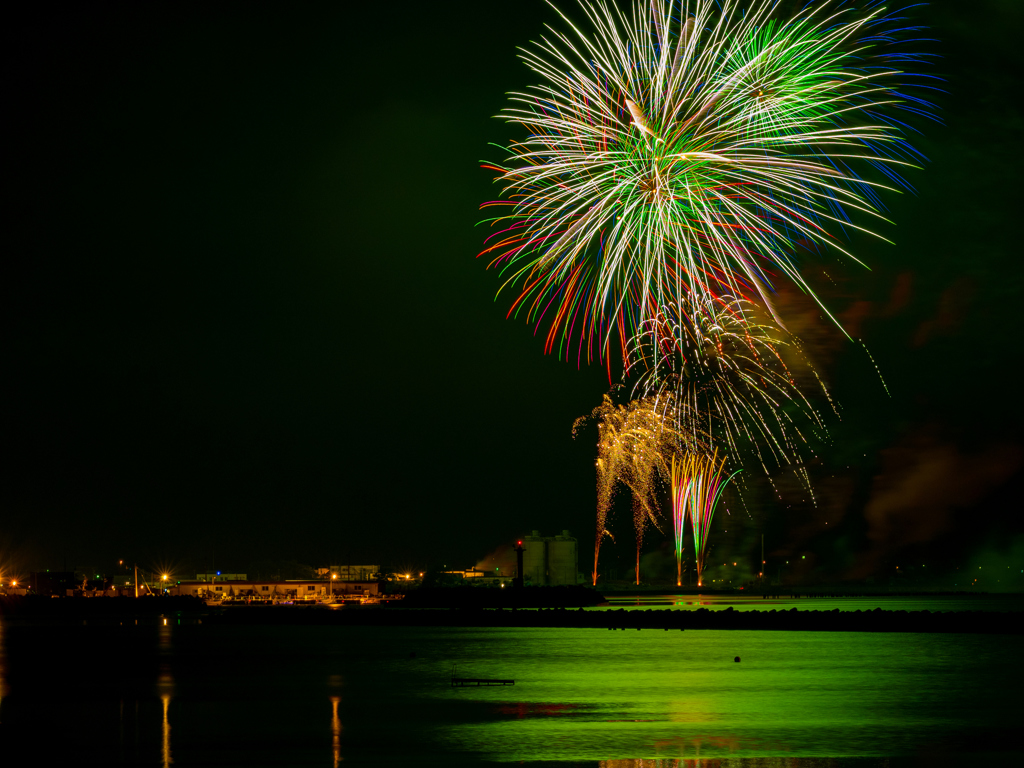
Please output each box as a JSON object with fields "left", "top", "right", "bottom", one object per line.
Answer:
{"left": 574, "top": 391, "right": 707, "bottom": 585}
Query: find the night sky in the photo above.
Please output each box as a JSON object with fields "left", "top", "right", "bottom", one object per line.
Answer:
{"left": 6, "top": 1, "right": 1022, "bottom": 585}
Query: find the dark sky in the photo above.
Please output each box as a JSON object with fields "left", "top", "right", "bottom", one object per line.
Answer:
{"left": 6, "top": 1, "right": 1022, "bottom": 584}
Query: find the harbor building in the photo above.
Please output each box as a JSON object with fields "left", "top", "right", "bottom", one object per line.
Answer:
{"left": 323, "top": 565, "right": 379, "bottom": 581}
{"left": 169, "top": 577, "right": 379, "bottom": 599}
{"left": 195, "top": 572, "right": 247, "bottom": 582}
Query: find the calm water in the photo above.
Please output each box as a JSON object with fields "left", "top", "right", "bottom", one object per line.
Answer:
{"left": 1, "top": 615, "right": 1021, "bottom": 766}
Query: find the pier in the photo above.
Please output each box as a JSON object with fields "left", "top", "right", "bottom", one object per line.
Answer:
{"left": 450, "top": 676, "right": 515, "bottom": 687}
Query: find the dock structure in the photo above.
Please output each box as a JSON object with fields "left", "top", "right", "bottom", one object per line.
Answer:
{"left": 208, "top": 606, "right": 1024, "bottom": 636}
{"left": 450, "top": 676, "right": 515, "bottom": 687}
{"left": 450, "top": 679, "right": 512, "bottom": 692}
{"left": 450, "top": 665, "right": 514, "bottom": 687}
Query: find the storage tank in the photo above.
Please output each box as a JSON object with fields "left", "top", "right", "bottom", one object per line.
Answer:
{"left": 522, "top": 532, "right": 548, "bottom": 586}
{"left": 520, "top": 530, "right": 578, "bottom": 586}
{"left": 547, "top": 531, "right": 578, "bottom": 586}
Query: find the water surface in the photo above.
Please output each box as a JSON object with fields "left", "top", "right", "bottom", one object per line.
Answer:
{"left": 0, "top": 616, "right": 1019, "bottom": 766}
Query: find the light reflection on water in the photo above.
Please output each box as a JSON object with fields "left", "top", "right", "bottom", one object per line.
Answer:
{"left": 158, "top": 615, "right": 174, "bottom": 767}
{"left": 0, "top": 618, "right": 1019, "bottom": 766}
{"left": 330, "top": 695, "right": 342, "bottom": 768}
{"left": 161, "top": 693, "right": 173, "bottom": 767}
{"left": 0, "top": 613, "right": 6, "bottom": 710}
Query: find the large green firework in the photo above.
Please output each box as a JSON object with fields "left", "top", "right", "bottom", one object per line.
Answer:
{"left": 481, "top": 0, "right": 933, "bottom": 369}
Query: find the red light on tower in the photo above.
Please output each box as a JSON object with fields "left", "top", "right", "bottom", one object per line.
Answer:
{"left": 513, "top": 539, "right": 525, "bottom": 589}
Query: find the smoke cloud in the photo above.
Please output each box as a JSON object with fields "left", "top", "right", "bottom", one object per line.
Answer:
{"left": 850, "top": 429, "right": 1022, "bottom": 577}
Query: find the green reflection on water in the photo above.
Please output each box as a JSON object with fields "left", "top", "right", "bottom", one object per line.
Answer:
{"left": 405, "top": 628, "right": 1018, "bottom": 763}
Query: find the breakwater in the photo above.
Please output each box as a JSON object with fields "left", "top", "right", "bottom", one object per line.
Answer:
{"left": 4, "top": 594, "right": 1019, "bottom": 634}
{"left": 212, "top": 605, "right": 1022, "bottom": 634}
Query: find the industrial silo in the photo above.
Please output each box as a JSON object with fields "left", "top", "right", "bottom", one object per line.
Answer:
{"left": 520, "top": 530, "right": 578, "bottom": 586}
{"left": 547, "top": 530, "right": 578, "bottom": 585}
{"left": 522, "top": 531, "right": 547, "bottom": 586}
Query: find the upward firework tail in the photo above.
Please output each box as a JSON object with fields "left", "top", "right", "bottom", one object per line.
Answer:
{"left": 673, "top": 449, "right": 739, "bottom": 587}
{"left": 671, "top": 454, "right": 687, "bottom": 586}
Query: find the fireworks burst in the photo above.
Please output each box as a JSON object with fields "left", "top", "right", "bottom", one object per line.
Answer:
{"left": 487, "top": 0, "right": 933, "bottom": 583}
{"left": 629, "top": 294, "right": 830, "bottom": 496}
{"left": 481, "top": 0, "right": 933, "bottom": 368}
